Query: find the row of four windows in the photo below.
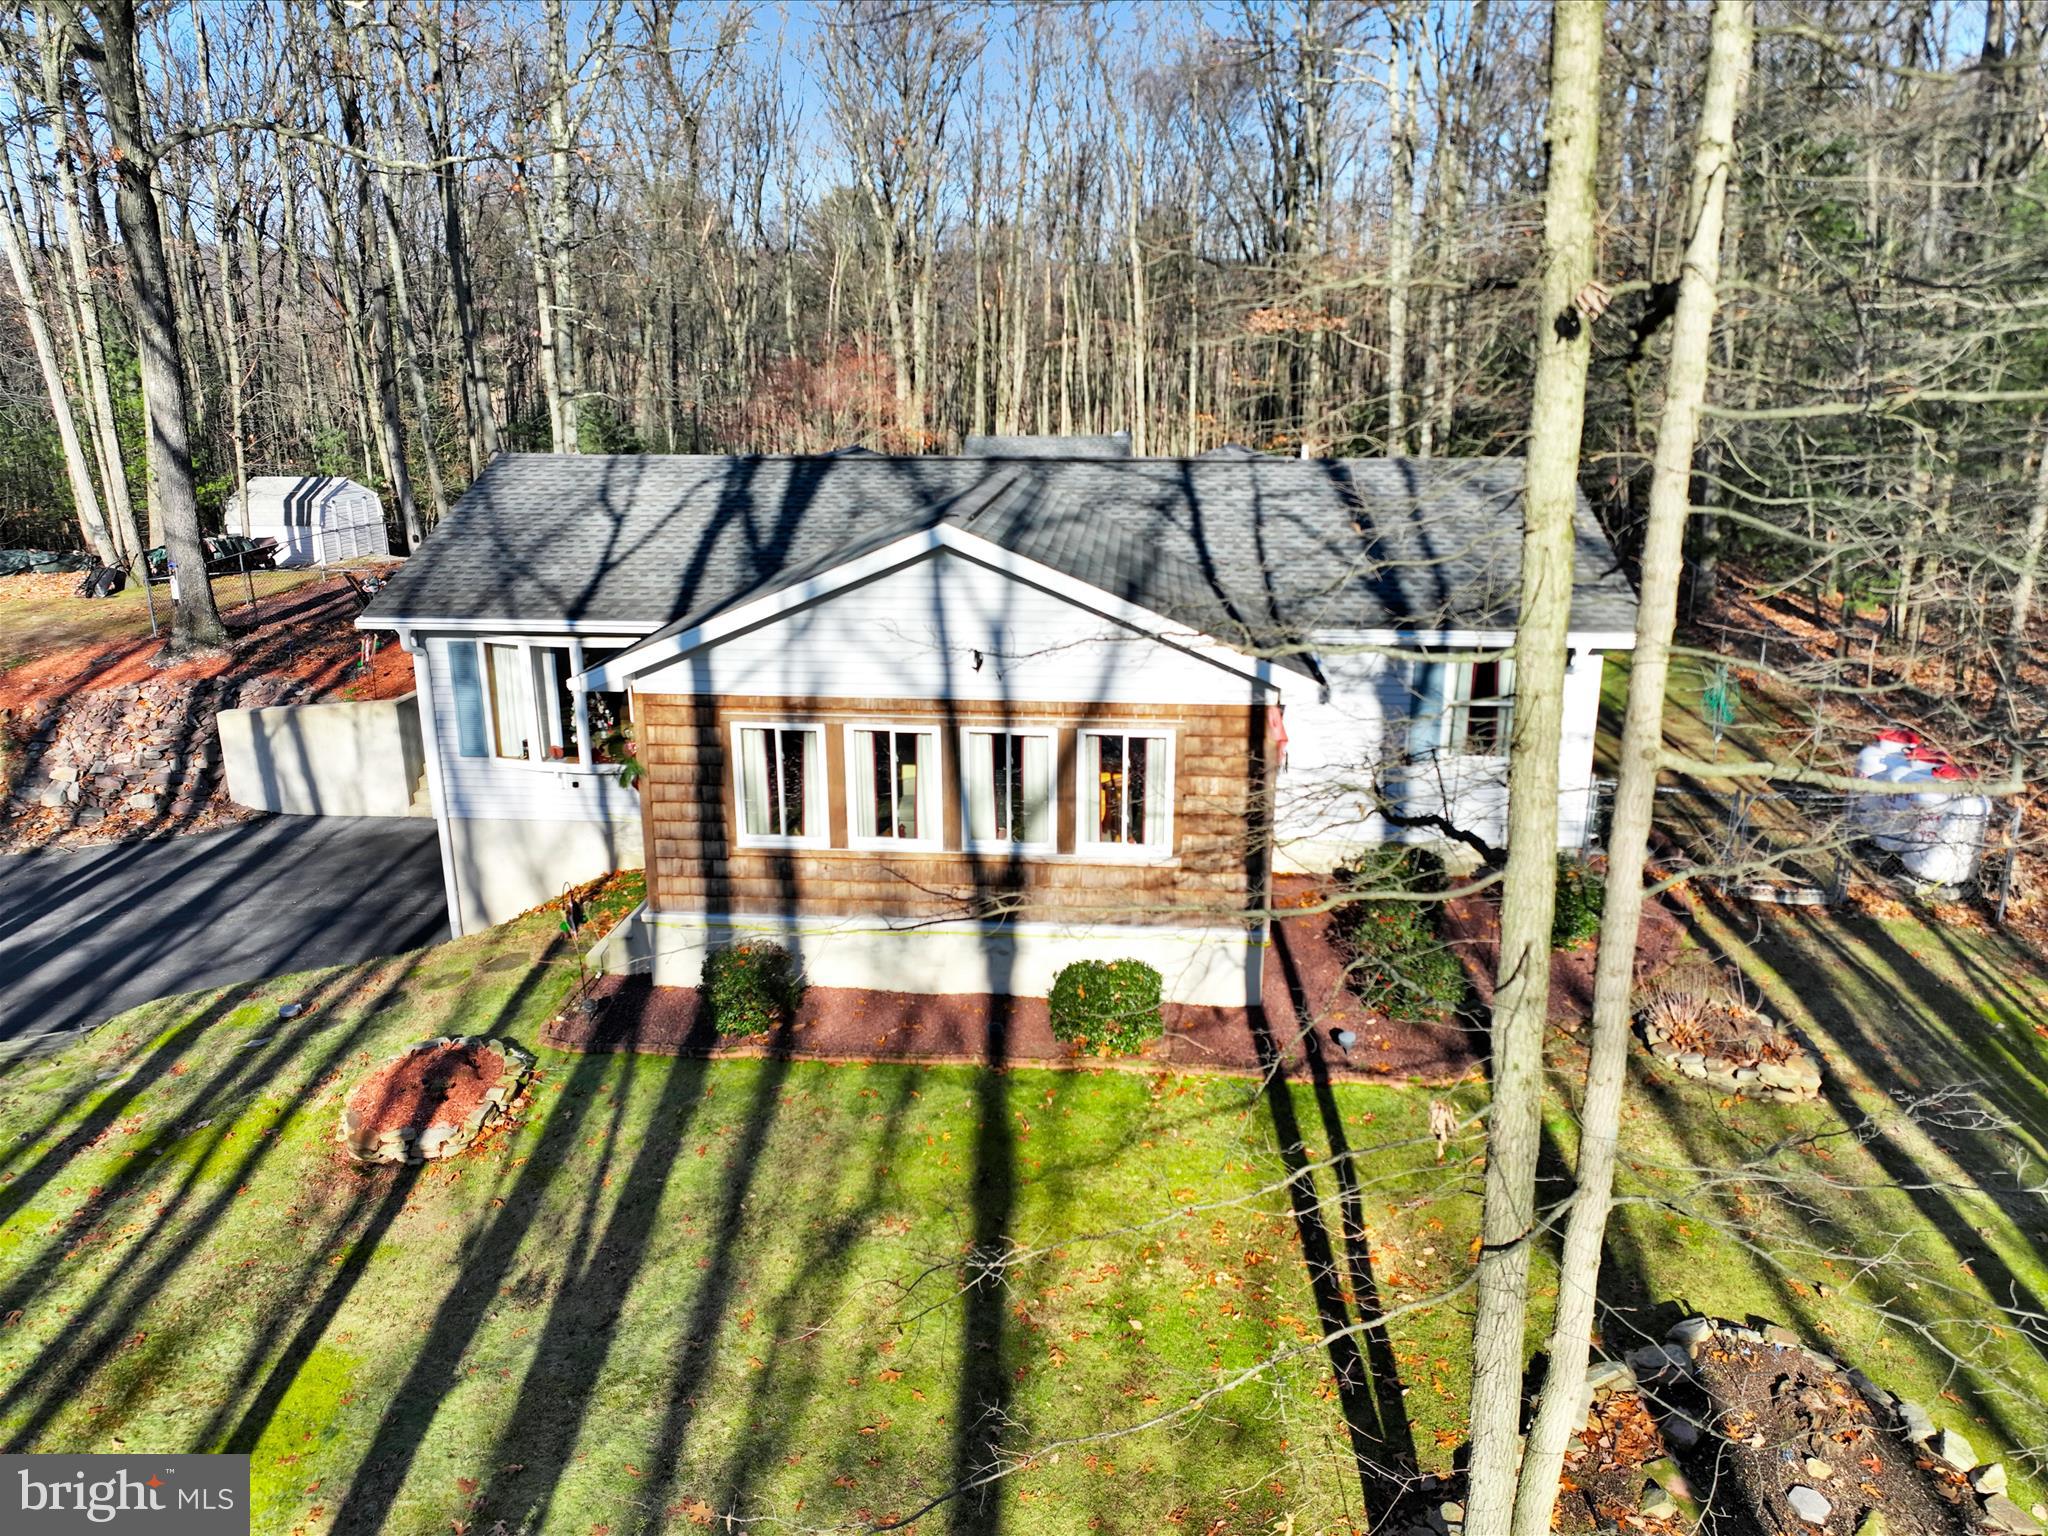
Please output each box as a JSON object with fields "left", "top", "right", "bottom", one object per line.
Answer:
{"left": 738, "top": 723, "right": 1173, "bottom": 857}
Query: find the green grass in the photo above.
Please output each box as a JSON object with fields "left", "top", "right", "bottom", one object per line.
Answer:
{"left": 0, "top": 909, "right": 1490, "bottom": 1535}
{"left": 7, "top": 650, "right": 2048, "bottom": 1530}
{"left": 0, "top": 568, "right": 323, "bottom": 672}
{"left": 1579, "top": 643, "right": 2048, "bottom": 1506}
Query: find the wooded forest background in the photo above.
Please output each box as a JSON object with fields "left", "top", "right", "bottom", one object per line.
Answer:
{"left": 1, "top": 0, "right": 2044, "bottom": 694}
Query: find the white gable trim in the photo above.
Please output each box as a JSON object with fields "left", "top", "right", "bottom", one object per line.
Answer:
{"left": 576, "top": 524, "right": 1318, "bottom": 695}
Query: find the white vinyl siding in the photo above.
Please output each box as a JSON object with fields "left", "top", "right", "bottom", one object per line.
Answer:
{"left": 424, "top": 633, "right": 645, "bottom": 825}
{"left": 1078, "top": 730, "right": 1173, "bottom": 856}
{"left": 629, "top": 550, "right": 1269, "bottom": 704}
{"left": 961, "top": 728, "right": 1055, "bottom": 852}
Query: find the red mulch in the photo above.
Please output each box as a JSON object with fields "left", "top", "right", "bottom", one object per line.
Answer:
{"left": 345, "top": 1040, "right": 507, "bottom": 1141}
{"left": 0, "top": 569, "right": 410, "bottom": 713}
{"left": 546, "top": 883, "right": 1481, "bottom": 1082}
{"left": 1439, "top": 888, "right": 1686, "bottom": 1026}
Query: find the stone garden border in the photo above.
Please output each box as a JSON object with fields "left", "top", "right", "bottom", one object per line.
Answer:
{"left": 338, "top": 1036, "right": 535, "bottom": 1165}
{"left": 1638, "top": 1002, "right": 1823, "bottom": 1102}
{"left": 1625, "top": 1315, "right": 2043, "bottom": 1536}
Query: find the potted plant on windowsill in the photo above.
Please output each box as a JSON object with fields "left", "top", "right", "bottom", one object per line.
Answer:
{"left": 592, "top": 696, "right": 643, "bottom": 794}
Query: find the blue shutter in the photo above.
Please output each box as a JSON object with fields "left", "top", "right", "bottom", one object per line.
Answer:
{"left": 447, "top": 641, "right": 487, "bottom": 759}
{"left": 1407, "top": 659, "right": 1448, "bottom": 760}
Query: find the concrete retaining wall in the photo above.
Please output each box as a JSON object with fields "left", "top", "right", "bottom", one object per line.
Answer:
{"left": 608, "top": 905, "right": 1266, "bottom": 1007}
{"left": 445, "top": 813, "right": 645, "bottom": 934}
{"left": 219, "top": 693, "right": 427, "bottom": 820}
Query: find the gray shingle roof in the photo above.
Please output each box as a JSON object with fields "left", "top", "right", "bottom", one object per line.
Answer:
{"left": 358, "top": 452, "right": 1639, "bottom": 644}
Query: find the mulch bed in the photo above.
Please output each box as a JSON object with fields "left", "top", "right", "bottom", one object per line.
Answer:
{"left": 545, "top": 891, "right": 1480, "bottom": 1082}
{"left": 1440, "top": 888, "right": 1686, "bottom": 1026}
{"left": 345, "top": 1039, "right": 508, "bottom": 1142}
{"left": 1669, "top": 1330, "right": 1975, "bottom": 1536}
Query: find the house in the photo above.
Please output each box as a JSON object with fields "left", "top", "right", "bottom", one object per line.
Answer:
{"left": 357, "top": 445, "right": 1637, "bottom": 1007}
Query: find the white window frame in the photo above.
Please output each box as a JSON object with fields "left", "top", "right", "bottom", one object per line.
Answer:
{"left": 1412, "top": 655, "right": 1515, "bottom": 760}
{"left": 843, "top": 723, "right": 944, "bottom": 851}
{"left": 452, "top": 636, "right": 612, "bottom": 774}
{"left": 729, "top": 720, "right": 830, "bottom": 849}
{"left": 1075, "top": 727, "right": 1177, "bottom": 860}
{"left": 957, "top": 726, "right": 1060, "bottom": 855}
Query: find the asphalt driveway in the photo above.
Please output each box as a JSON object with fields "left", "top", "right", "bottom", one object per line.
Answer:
{"left": 0, "top": 816, "right": 447, "bottom": 1058}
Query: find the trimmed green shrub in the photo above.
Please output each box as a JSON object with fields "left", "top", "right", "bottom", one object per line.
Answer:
{"left": 1048, "top": 959, "right": 1164, "bottom": 1057}
{"left": 700, "top": 941, "right": 805, "bottom": 1036}
{"left": 1330, "top": 848, "right": 1467, "bottom": 1018}
{"left": 1551, "top": 856, "right": 1605, "bottom": 950}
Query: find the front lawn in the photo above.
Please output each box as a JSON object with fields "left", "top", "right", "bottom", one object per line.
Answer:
{"left": 0, "top": 907, "right": 1488, "bottom": 1534}
{"left": 6, "top": 862, "right": 2045, "bottom": 1530}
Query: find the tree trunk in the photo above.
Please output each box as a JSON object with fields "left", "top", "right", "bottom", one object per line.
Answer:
{"left": 1385, "top": 2, "right": 1415, "bottom": 454}
{"left": 329, "top": 0, "right": 422, "bottom": 550}
{"left": 1463, "top": 7, "right": 1603, "bottom": 1534}
{"left": 42, "top": 4, "right": 138, "bottom": 560}
{"left": 0, "top": 136, "right": 116, "bottom": 562}
{"left": 1506, "top": 11, "right": 1752, "bottom": 1536}
{"left": 68, "top": 0, "right": 226, "bottom": 649}
{"left": 544, "top": 0, "right": 581, "bottom": 450}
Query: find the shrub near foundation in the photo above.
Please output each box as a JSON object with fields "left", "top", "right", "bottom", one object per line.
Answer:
{"left": 1552, "top": 854, "right": 1606, "bottom": 949}
{"left": 701, "top": 941, "right": 805, "bottom": 1036}
{"left": 1331, "top": 850, "right": 1466, "bottom": 1018}
{"left": 1048, "top": 959, "right": 1164, "bottom": 1057}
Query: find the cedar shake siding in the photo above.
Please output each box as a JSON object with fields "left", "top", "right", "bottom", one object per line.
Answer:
{"left": 637, "top": 694, "right": 1269, "bottom": 924}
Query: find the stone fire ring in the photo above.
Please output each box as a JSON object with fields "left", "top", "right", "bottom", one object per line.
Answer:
{"left": 1639, "top": 1005, "right": 1822, "bottom": 1102}
{"left": 338, "top": 1035, "right": 535, "bottom": 1165}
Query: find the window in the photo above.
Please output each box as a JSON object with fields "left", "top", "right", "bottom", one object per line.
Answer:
{"left": 848, "top": 726, "right": 939, "bottom": 847}
{"left": 963, "top": 729, "right": 1054, "bottom": 850}
{"left": 485, "top": 642, "right": 529, "bottom": 759}
{"left": 1079, "top": 730, "right": 1172, "bottom": 853}
{"left": 1410, "top": 656, "right": 1515, "bottom": 758}
{"left": 735, "top": 724, "right": 825, "bottom": 844}
{"left": 446, "top": 638, "right": 633, "bottom": 768}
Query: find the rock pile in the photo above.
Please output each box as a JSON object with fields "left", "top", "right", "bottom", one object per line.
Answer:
{"left": 2, "top": 670, "right": 305, "bottom": 847}
{"left": 1636, "top": 962, "right": 1822, "bottom": 1102}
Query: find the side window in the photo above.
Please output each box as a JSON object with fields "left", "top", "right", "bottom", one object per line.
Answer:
{"left": 1079, "top": 731, "right": 1172, "bottom": 852}
{"left": 962, "top": 729, "right": 1054, "bottom": 850}
{"left": 1409, "top": 655, "right": 1514, "bottom": 757}
{"left": 735, "top": 725, "right": 826, "bottom": 844}
{"left": 447, "top": 641, "right": 488, "bottom": 759}
{"left": 484, "top": 642, "right": 529, "bottom": 759}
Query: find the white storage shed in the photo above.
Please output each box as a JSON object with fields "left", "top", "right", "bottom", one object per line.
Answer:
{"left": 230, "top": 475, "right": 390, "bottom": 565}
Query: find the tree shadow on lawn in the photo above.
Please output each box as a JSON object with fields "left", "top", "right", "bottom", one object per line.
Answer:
{"left": 324, "top": 1018, "right": 710, "bottom": 1532}
{"left": 1559, "top": 938, "right": 2047, "bottom": 1477}
{"left": 1256, "top": 923, "right": 1419, "bottom": 1523}
{"left": 1708, "top": 902, "right": 2048, "bottom": 1367}
{"left": 0, "top": 949, "right": 435, "bottom": 1447}
{"left": 209, "top": 947, "right": 567, "bottom": 1457}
